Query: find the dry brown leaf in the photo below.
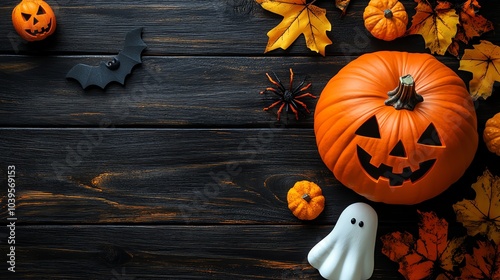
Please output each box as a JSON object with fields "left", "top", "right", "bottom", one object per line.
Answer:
{"left": 256, "top": 0, "right": 332, "bottom": 56}
{"left": 406, "top": 0, "right": 459, "bottom": 55}
{"left": 459, "top": 40, "right": 500, "bottom": 100}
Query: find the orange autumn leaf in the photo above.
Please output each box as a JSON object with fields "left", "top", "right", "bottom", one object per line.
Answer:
{"left": 448, "top": 0, "right": 494, "bottom": 57}
{"left": 457, "top": 0, "right": 493, "bottom": 44}
{"left": 406, "top": 0, "right": 459, "bottom": 55}
{"left": 459, "top": 41, "right": 500, "bottom": 100}
{"left": 336, "top": 0, "right": 351, "bottom": 16}
{"left": 447, "top": 39, "right": 461, "bottom": 58}
{"left": 381, "top": 211, "right": 465, "bottom": 279}
{"left": 453, "top": 169, "right": 500, "bottom": 242}
{"left": 256, "top": 0, "right": 332, "bottom": 56}
{"left": 460, "top": 238, "right": 500, "bottom": 279}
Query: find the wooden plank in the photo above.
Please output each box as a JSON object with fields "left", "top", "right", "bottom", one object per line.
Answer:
{"left": 1, "top": 56, "right": 323, "bottom": 127}
{"left": 0, "top": 128, "right": 492, "bottom": 225}
{"left": 4, "top": 224, "right": 411, "bottom": 279}
{"left": 1, "top": 0, "right": 498, "bottom": 56}
{"left": 1, "top": 55, "right": 499, "bottom": 127}
{"left": 0, "top": 128, "right": 363, "bottom": 224}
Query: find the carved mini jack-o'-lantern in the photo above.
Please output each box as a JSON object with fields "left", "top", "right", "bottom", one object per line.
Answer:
{"left": 12, "top": 0, "right": 56, "bottom": 42}
{"left": 314, "top": 51, "right": 478, "bottom": 205}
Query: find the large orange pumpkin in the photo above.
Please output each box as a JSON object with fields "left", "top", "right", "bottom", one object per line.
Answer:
{"left": 12, "top": 0, "right": 56, "bottom": 42}
{"left": 314, "top": 51, "right": 478, "bottom": 205}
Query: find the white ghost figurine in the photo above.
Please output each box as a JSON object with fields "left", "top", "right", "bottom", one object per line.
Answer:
{"left": 308, "top": 202, "right": 378, "bottom": 280}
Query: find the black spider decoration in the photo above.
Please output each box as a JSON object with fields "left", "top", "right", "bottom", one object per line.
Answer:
{"left": 260, "top": 68, "right": 316, "bottom": 121}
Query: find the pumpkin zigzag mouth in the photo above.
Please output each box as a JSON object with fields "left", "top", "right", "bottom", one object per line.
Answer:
{"left": 356, "top": 145, "right": 436, "bottom": 186}
{"left": 25, "top": 19, "right": 52, "bottom": 36}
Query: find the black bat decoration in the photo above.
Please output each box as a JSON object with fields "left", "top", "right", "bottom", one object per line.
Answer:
{"left": 66, "top": 27, "right": 147, "bottom": 89}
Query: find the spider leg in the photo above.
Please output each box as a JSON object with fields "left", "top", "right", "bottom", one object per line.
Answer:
{"left": 293, "top": 99, "right": 311, "bottom": 113}
{"left": 263, "top": 100, "right": 283, "bottom": 111}
{"left": 288, "top": 101, "right": 300, "bottom": 120}
{"left": 295, "top": 92, "right": 317, "bottom": 99}
{"left": 260, "top": 87, "right": 284, "bottom": 98}
{"left": 276, "top": 102, "right": 286, "bottom": 121}
{"left": 288, "top": 68, "right": 294, "bottom": 91}
{"left": 293, "top": 78, "right": 311, "bottom": 93}
{"left": 266, "top": 72, "right": 286, "bottom": 92}
{"left": 298, "top": 82, "right": 312, "bottom": 92}
{"left": 265, "top": 73, "right": 281, "bottom": 88}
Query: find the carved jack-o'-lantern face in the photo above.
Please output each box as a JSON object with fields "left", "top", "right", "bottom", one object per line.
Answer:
{"left": 12, "top": 0, "right": 56, "bottom": 42}
{"left": 314, "top": 52, "right": 478, "bottom": 205}
{"left": 355, "top": 115, "right": 444, "bottom": 187}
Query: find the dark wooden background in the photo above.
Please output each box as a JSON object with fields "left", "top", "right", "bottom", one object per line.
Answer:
{"left": 1, "top": 0, "right": 500, "bottom": 279}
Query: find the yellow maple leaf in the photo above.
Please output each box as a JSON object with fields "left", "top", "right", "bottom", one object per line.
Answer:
{"left": 453, "top": 169, "right": 500, "bottom": 243}
{"left": 459, "top": 40, "right": 500, "bottom": 100}
{"left": 256, "top": 0, "right": 332, "bottom": 56}
{"left": 406, "top": 0, "right": 459, "bottom": 55}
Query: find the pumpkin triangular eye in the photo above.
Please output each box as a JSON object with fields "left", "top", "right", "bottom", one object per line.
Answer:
{"left": 355, "top": 115, "right": 381, "bottom": 138}
{"left": 390, "top": 140, "right": 407, "bottom": 157}
{"left": 22, "top": 13, "right": 31, "bottom": 21}
{"left": 418, "top": 123, "right": 442, "bottom": 146}
{"left": 37, "top": 6, "right": 46, "bottom": 15}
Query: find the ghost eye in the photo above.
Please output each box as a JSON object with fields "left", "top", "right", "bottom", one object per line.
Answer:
{"left": 37, "top": 6, "right": 46, "bottom": 15}
{"left": 355, "top": 116, "right": 381, "bottom": 138}
{"left": 358, "top": 221, "right": 364, "bottom": 227}
{"left": 417, "top": 123, "right": 442, "bottom": 146}
{"left": 351, "top": 218, "right": 356, "bottom": 224}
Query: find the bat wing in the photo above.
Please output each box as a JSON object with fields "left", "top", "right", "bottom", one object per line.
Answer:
{"left": 113, "top": 27, "right": 147, "bottom": 85}
{"left": 66, "top": 27, "right": 146, "bottom": 90}
{"left": 66, "top": 63, "right": 122, "bottom": 89}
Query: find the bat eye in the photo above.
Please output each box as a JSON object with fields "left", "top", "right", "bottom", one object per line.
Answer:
{"left": 106, "top": 58, "right": 120, "bottom": 70}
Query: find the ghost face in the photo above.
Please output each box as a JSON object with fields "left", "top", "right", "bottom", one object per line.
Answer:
{"left": 308, "top": 203, "right": 378, "bottom": 280}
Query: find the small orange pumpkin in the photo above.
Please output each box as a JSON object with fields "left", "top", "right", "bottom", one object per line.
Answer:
{"left": 12, "top": 0, "right": 56, "bottom": 42}
{"left": 287, "top": 180, "right": 325, "bottom": 220}
{"left": 363, "top": 0, "right": 408, "bottom": 41}
{"left": 483, "top": 112, "right": 500, "bottom": 156}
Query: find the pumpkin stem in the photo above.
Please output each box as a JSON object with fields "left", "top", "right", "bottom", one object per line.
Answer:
{"left": 385, "top": 74, "right": 423, "bottom": 111}
{"left": 384, "top": 9, "right": 393, "bottom": 19}
{"left": 302, "top": 193, "right": 312, "bottom": 203}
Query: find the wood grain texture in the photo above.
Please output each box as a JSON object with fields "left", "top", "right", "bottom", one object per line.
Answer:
{"left": 1, "top": 0, "right": 500, "bottom": 279}
{"left": 0, "top": 0, "right": 498, "bottom": 56}
{"left": 0, "top": 128, "right": 495, "bottom": 226}
{"left": 1, "top": 55, "right": 499, "bottom": 127}
{"left": 0, "top": 225, "right": 409, "bottom": 279}
{"left": 0, "top": 128, "right": 414, "bottom": 224}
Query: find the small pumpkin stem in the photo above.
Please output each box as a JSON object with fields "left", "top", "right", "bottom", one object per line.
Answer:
{"left": 385, "top": 74, "right": 423, "bottom": 111}
{"left": 302, "top": 193, "right": 312, "bottom": 203}
{"left": 384, "top": 9, "right": 393, "bottom": 19}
